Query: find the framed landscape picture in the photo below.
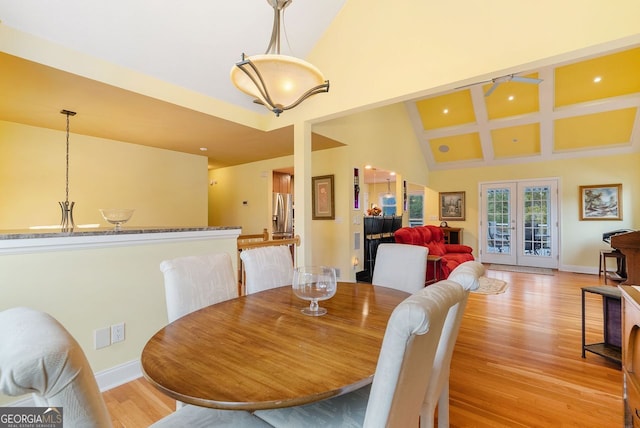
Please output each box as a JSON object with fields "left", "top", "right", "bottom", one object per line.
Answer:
{"left": 439, "top": 191, "right": 465, "bottom": 221}
{"left": 312, "top": 175, "right": 335, "bottom": 220}
{"left": 579, "top": 183, "right": 622, "bottom": 220}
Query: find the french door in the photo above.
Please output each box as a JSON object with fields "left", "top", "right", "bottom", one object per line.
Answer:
{"left": 480, "top": 179, "right": 558, "bottom": 269}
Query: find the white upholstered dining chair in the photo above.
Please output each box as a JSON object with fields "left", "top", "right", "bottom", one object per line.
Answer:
{"left": 239, "top": 245, "right": 294, "bottom": 294}
{"left": 372, "top": 243, "right": 428, "bottom": 293}
{"left": 253, "top": 280, "right": 466, "bottom": 427}
{"left": 159, "top": 252, "right": 237, "bottom": 323}
{"left": 421, "top": 260, "right": 485, "bottom": 428}
{"left": 0, "top": 307, "right": 271, "bottom": 428}
{"left": 159, "top": 252, "right": 239, "bottom": 411}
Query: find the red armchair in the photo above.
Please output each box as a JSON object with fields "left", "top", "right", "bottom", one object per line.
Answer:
{"left": 394, "top": 225, "right": 474, "bottom": 281}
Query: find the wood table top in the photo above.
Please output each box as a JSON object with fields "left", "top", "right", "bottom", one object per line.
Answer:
{"left": 141, "top": 282, "right": 408, "bottom": 410}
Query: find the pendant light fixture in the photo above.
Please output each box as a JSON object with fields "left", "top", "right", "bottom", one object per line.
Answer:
{"left": 384, "top": 178, "right": 393, "bottom": 198}
{"left": 230, "top": 0, "right": 329, "bottom": 116}
{"left": 59, "top": 109, "right": 76, "bottom": 231}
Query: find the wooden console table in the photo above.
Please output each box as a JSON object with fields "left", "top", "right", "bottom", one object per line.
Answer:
{"left": 440, "top": 227, "right": 463, "bottom": 244}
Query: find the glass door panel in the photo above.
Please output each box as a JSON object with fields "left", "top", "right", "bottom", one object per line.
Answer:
{"left": 517, "top": 181, "right": 558, "bottom": 268}
{"left": 481, "top": 183, "right": 516, "bottom": 265}
{"left": 481, "top": 179, "right": 558, "bottom": 268}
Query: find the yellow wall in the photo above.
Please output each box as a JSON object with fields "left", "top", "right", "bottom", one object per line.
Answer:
{"left": 309, "top": 147, "right": 352, "bottom": 277}
{"left": 208, "top": 149, "right": 354, "bottom": 278}
{"left": 208, "top": 103, "right": 431, "bottom": 280}
{"left": 313, "top": 104, "right": 429, "bottom": 187}
{"left": 0, "top": 120, "right": 208, "bottom": 228}
{"left": 0, "top": 233, "right": 239, "bottom": 405}
{"left": 312, "top": 104, "right": 429, "bottom": 277}
{"left": 208, "top": 156, "right": 294, "bottom": 232}
{"left": 426, "top": 153, "right": 640, "bottom": 271}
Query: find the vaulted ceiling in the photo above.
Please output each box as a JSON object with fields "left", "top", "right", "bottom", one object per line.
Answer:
{"left": 407, "top": 46, "right": 640, "bottom": 170}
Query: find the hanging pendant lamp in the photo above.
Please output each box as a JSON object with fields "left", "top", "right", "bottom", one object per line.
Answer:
{"left": 385, "top": 179, "right": 393, "bottom": 198}
{"left": 59, "top": 109, "right": 76, "bottom": 231}
{"left": 230, "top": 0, "right": 329, "bottom": 116}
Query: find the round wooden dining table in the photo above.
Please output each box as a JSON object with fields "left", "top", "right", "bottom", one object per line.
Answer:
{"left": 141, "top": 282, "right": 408, "bottom": 410}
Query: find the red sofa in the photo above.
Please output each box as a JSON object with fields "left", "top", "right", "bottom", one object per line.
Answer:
{"left": 394, "top": 225, "right": 474, "bottom": 281}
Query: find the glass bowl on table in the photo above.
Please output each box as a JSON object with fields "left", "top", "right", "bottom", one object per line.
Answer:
{"left": 292, "top": 266, "right": 337, "bottom": 316}
{"left": 99, "top": 208, "right": 135, "bottom": 231}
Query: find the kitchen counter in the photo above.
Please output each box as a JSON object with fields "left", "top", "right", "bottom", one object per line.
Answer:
{"left": 0, "top": 226, "right": 241, "bottom": 255}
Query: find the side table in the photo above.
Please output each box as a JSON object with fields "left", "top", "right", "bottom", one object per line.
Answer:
{"left": 581, "top": 286, "right": 621, "bottom": 364}
{"left": 426, "top": 255, "right": 441, "bottom": 285}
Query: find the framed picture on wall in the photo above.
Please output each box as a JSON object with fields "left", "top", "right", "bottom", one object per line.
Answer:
{"left": 579, "top": 183, "right": 622, "bottom": 220}
{"left": 312, "top": 175, "right": 335, "bottom": 220}
{"left": 439, "top": 191, "right": 465, "bottom": 221}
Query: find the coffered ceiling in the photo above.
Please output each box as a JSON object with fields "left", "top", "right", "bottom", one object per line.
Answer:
{"left": 407, "top": 46, "right": 640, "bottom": 170}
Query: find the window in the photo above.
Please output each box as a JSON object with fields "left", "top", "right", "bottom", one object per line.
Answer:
{"left": 380, "top": 193, "right": 396, "bottom": 216}
{"left": 408, "top": 193, "right": 424, "bottom": 226}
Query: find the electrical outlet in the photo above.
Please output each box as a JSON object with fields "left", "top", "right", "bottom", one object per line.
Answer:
{"left": 111, "top": 322, "right": 125, "bottom": 344}
{"left": 94, "top": 327, "right": 110, "bottom": 350}
{"left": 335, "top": 268, "right": 341, "bottom": 278}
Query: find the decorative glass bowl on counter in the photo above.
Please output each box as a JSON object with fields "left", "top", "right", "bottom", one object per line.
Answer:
{"left": 292, "top": 266, "right": 337, "bottom": 316}
{"left": 99, "top": 209, "right": 135, "bottom": 231}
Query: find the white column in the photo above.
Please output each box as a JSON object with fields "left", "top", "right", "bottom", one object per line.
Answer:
{"left": 293, "top": 121, "right": 312, "bottom": 267}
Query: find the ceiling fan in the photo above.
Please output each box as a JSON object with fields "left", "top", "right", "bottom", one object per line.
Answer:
{"left": 456, "top": 73, "right": 543, "bottom": 97}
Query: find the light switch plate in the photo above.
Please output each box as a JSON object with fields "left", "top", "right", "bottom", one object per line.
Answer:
{"left": 94, "top": 327, "right": 110, "bottom": 349}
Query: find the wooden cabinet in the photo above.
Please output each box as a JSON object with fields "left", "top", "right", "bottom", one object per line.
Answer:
{"left": 612, "top": 231, "right": 640, "bottom": 285}
{"left": 441, "top": 227, "right": 463, "bottom": 244}
{"left": 620, "top": 232, "right": 640, "bottom": 426}
{"left": 621, "top": 286, "right": 640, "bottom": 427}
{"left": 273, "top": 172, "right": 293, "bottom": 194}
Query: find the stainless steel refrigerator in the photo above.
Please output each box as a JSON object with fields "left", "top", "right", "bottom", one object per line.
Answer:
{"left": 272, "top": 193, "right": 294, "bottom": 239}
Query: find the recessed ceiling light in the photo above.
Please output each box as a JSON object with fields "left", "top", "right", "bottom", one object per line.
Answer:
{"left": 443, "top": 108, "right": 449, "bottom": 114}
{"left": 593, "top": 76, "right": 602, "bottom": 83}
{"left": 438, "top": 145, "right": 450, "bottom": 153}
{"left": 508, "top": 95, "right": 515, "bottom": 101}
{"left": 199, "top": 147, "right": 208, "bottom": 151}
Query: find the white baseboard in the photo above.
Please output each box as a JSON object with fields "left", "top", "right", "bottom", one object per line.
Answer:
{"left": 95, "top": 359, "right": 142, "bottom": 392}
{"left": 5, "top": 359, "right": 141, "bottom": 407}
{"left": 559, "top": 264, "right": 598, "bottom": 275}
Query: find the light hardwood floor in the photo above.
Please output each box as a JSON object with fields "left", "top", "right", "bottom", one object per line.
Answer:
{"left": 103, "top": 268, "right": 623, "bottom": 427}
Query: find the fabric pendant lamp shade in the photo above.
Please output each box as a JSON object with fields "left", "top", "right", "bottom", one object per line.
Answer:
{"left": 231, "top": 54, "right": 327, "bottom": 113}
